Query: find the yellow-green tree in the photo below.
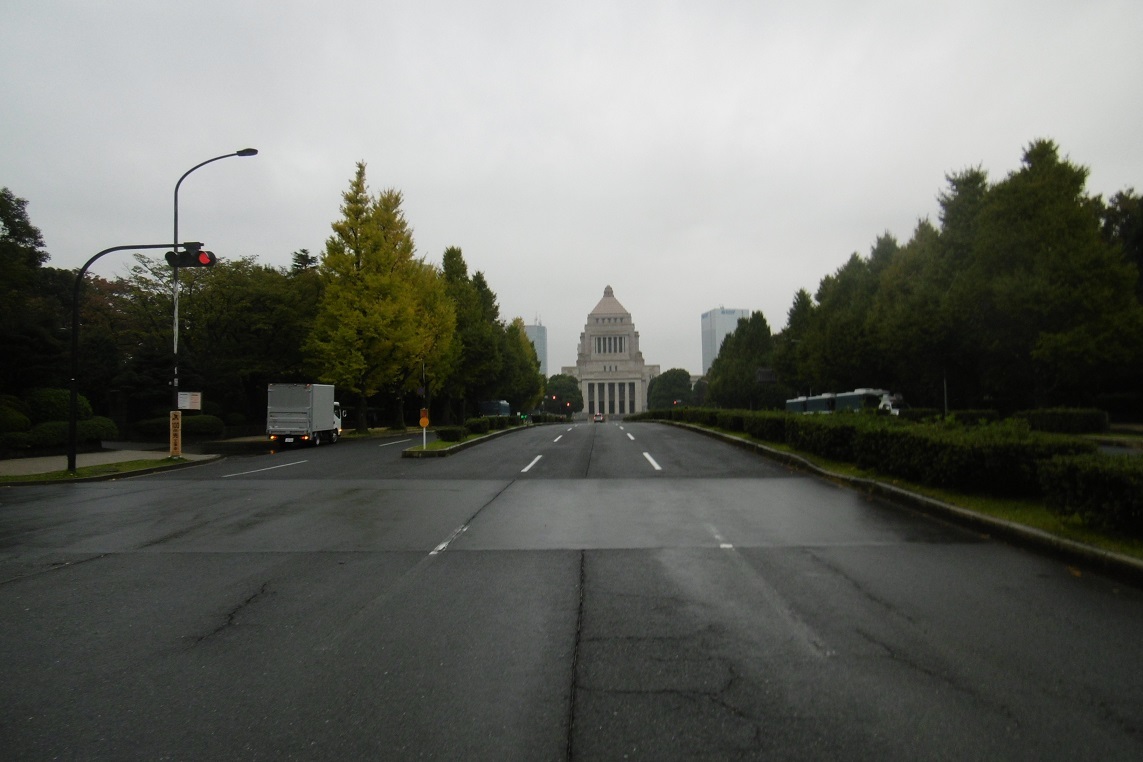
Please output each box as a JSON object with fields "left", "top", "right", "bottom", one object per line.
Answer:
{"left": 306, "top": 162, "right": 453, "bottom": 431}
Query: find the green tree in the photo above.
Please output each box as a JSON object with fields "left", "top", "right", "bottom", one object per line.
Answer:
{"left": 0, "top": 188, "right": 67, "bottom": 397}
{"left": 179, "top": 257, "right": 321, "bottom": 421}
{"left": 439, "top": 247, "right": 503, "bottom": 422}
{"left": 706, "top": 311, "right": 781, "bottom": 409}
{"left": 498, "top": 317, "right": 542, "bottom": 413}
{"left": 1100, "top": 189, "right": 1143, "bottom": 302}
{"left": 543, "top": 373, "right": 583, "bottom": 414}
{"left": 647, "top": 368, "right": 694, "bottom": 408}
{"left": 954, "top": 140, "right": 1143, "bottom": 407}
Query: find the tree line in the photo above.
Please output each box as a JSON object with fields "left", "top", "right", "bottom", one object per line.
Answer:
{"left": 700, "top": 140, "right": 1143, "bottom": 418}
{"left": 0, "top": 162, "right": 545, "bottom": 431}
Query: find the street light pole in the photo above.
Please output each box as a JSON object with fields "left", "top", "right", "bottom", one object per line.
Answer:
{"left": 171, "top": 148, "right": 257, "bottom": 454}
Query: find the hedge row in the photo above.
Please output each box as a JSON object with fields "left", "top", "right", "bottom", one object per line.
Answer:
{"left": 636, "top": 406, "right": 1117, "bottom": 508}
{"left": 436, "top": 426, "right": 467, "bottom": 442}
{"left": 1015, "top": 408, "right": 1110, "bottom": 434}
{"left": 0, "top": 416, "right": 120, "bottom": 454}
{"left": 1040, "top": 455, "right": 1143, "bottom": 535}
{"left": 135, "top": 414, "right": 225, "bottom": 438}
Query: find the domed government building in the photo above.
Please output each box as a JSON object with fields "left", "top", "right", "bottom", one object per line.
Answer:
{"left": 561, "top": 286, "right": 660, "bottom": 419}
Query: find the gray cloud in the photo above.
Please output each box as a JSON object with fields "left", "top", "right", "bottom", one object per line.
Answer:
{"left": 3, "top": 0, "right": 1141, "bottom": 373}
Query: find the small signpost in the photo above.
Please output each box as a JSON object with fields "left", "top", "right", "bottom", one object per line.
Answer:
{"left": 419, "top": 407, "right": 429, "bottom": 449}
{"left": 169, "top": 411, "right": 182, "bottom": 457}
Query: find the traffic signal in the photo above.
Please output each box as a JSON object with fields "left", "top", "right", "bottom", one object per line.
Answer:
{"left": 165, "top": 247, "right": 217, "bottom": 268}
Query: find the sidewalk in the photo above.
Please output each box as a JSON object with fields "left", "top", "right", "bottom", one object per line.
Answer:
{"left": 0, "top": 443, "right": 217, "bottom": 478}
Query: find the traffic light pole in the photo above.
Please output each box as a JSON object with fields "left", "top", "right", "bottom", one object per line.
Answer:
{"left": 69, "top": 243, "right": 180, "bottom": 474}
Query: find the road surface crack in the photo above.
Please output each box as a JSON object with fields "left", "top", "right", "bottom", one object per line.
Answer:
{"left": 195, "top": 581, "right": 271, "bottom": 644}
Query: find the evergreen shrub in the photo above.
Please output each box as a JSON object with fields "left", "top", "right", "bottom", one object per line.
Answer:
{"left": 743, "top": 412, "right": 787, "bottom": 443}
{"left": 1015, "top": 408, "right": 1109, "bottom": 434}
{"left": 950, "top": 410, "right": 1001, "bottom": 425}
{"left": 26, "top": 388, "right": 91, "bottom": 423}
{"left": 716, "top": 410, "right": 747, "bottom": 432}
{"left": 28, "top": 421, "right": 69, "bottom": 448}
{"left": 465, "top": 417, "right": 490, "bottom": 435}
{"left": 0, "top": 406, "right": 31, "bottom": 433}
{"left": 78, "top": 416, "right": 119, "bottom": 442}
{"left": 182, "top": 414, "right": 224, "bottom": 437}
{"left": 1040, "top": 454, "right": 1143, "bottom": 536}
{"left": 0, "top": 432, "right": 31, "bottom": 453}
{"left": 436, "top": 426, "right": 467, "bottom": 442}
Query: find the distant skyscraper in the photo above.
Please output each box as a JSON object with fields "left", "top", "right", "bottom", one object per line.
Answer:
{"left": 524, "top": 320, "right": 548, "bottom": 377}
{"left": 701, "top": 307, "right": 751, "bottom": 375}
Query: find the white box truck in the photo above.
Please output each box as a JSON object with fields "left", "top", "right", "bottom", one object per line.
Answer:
{"left": 267, "top": 383, "right": 343, "bottom": 446}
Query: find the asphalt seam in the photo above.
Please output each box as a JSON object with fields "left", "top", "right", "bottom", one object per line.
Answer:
{"left": 565, "top": 549, "right": 585, "bottom": 762}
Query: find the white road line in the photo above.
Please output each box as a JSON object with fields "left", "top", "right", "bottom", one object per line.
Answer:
{"left": 642, "top": 452, "right": 662, "bottom": 471}
{"left": 521, "top": 455, "right": 543, "bottom": 473}
{"left": 706, "top": 523, "right": 735, "bottom": 550}
{"left": 626, "top": 432, "right": 635, "bottom": 441}
{"left": 222, "top": 460, "right": 308, "bottom": 478}
{"left": 553, "top": 435, "right": 563, "bottom": 443}
{"left": 379, "top": 439, "right": 412, "bottom": 448}
{"left": 431, "top": 523, "right": 469, "bottom": 555}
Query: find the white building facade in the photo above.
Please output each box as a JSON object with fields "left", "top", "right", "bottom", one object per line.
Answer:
{"left": 701, "top": 307, "right": 751, "bottom": 375}
{"left": 562, "top": 286, "right": 659, "bottom": 417}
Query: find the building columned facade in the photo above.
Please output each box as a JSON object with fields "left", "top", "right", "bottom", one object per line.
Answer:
{"left": 562, "top": 286, "right": 659, "bottom": 418}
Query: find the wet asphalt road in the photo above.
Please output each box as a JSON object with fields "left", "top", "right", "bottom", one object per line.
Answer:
{"left": 1, "top": 421, "right": 1141, "bottom": 760}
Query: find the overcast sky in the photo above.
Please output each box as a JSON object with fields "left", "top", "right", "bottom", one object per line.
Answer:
{"left": 4, "top": 1, "right": 1142, "bottom": 375}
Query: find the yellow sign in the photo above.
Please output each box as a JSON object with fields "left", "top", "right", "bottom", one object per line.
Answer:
{"left": 169, "top": 410, "right": 182, "bottom": 457}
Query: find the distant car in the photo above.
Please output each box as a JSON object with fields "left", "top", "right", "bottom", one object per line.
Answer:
{"left": 593, "top": 413, "right": 604, "bottom": 423}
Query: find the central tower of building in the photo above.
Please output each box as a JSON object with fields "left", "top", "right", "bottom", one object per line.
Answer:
{"left": 562, "top": 286, "right": 659, "bottom": 417}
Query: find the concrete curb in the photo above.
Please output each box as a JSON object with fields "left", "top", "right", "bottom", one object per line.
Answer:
{"left": 401, "top": 424, "right": 529, "bottom": 458}
{"left": 1, "top": 454, "right": 222, "bottom": 485}
{"left": 663, "top": 420, "right": 1143, "bottom": 587}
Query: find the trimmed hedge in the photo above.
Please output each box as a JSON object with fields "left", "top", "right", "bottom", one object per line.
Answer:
{"left": 26, "top": 388, "right": 92, "bottom": 424}
{"left": 464, "top": 417, "right": 490, "bottom": 435}
{"left": 436, "top": 426, "right": 467, "bottom": 442}
{"left": 743, "top": 411, "right": 787, "bottom": 443}
{"left": 950, "top": 409, "right": 1001, "bottom": 425}
{"left": 853, "top": 421, "right": 1096, "bottom": 496}
{"left": 640, "top": 407, "right": 1101, "bottom": 501}
{"left": 1015, "top": 408, "right": 1109, "bottom": 434}
{"left": 0, "top": 406, "right": 31, "bottom": 434}
{"left": 135, "top": 414, "right": 223, "bottom": 438}
{"left": 182, "top": 414, "right": 224, "bottom": 437}
{"left": 1040, "top": 454, "right": 1143, "bottom": 536}
{"left": 23, "top": 416, "right": 119, "bottom": 448}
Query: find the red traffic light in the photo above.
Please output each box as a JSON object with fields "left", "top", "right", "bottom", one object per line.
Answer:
{"left": 165, "top": 248, "right": 217, "bottom": 268}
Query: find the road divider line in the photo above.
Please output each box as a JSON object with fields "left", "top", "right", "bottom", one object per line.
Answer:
{"left": 431, "top": 524, "right": 469, "bottom": 555}
{"left": 642, "top": 452, "right": 662, "bottom": 471}
{"left": 378, "top": 439, "right": 412, "bottom": 448}
{"left": 627, "top": 432, "right": 635, "bottom": 441}
{"left": 522, "top": 455, "right": 543, "bottom": 473}
{"left": 554, "top": 435, "right": 563, "bottom": 443}
{"left": 222, "top": 460, "right": 308, "bottom": 478}
{"left": 706, "top": 523, "right": 735, "bottom": 550}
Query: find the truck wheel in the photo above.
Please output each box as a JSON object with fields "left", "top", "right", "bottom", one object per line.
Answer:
{"left": 313, "top": 432, "right": 321, "bottom": 446}
{"left": 331, "top": 430, "right": 339, "bottom": 443}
